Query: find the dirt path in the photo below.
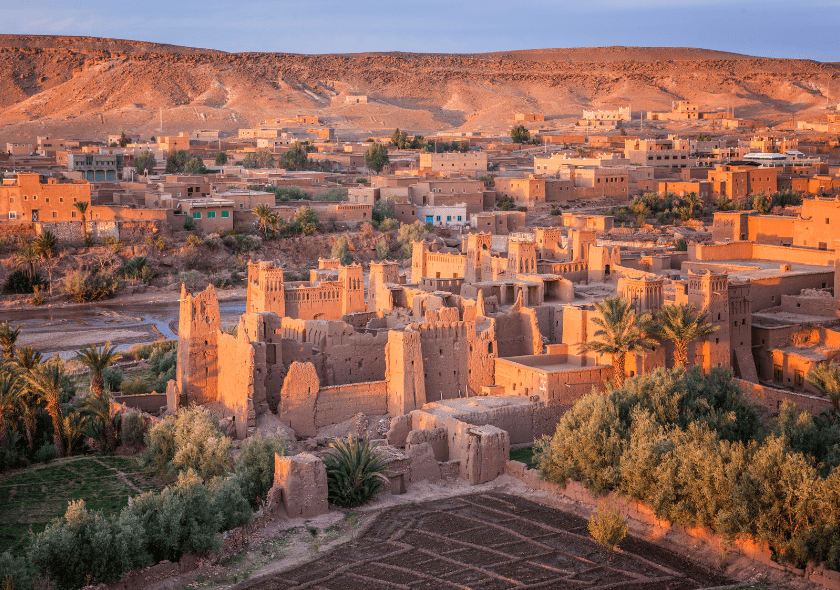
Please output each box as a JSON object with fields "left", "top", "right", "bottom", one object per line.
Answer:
{"left": 89, "top": 457, "right": 144, "bottom": 495}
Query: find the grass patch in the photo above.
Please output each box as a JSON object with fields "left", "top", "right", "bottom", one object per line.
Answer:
{"left": 510, "top": 446, "right": 536, "bottom": 469}
{"left": 0, "top": 454, "right": 162, "bottom": 557}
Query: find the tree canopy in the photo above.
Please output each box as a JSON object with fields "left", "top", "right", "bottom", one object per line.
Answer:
{"left": 364, "top": 143, "right": 390, "bottom": 174}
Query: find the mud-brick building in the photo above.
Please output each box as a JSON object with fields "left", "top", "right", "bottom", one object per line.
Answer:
{"left": 0, "top": 173, "right": 90, "bottom": 223}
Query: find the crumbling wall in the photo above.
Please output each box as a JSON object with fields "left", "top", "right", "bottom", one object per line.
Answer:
{"left": 490, "top": 294, "right": 543, "bottom": 358}
{"left": 315, "top": 381, "right": 388, "bottom": 427}
{"left": 737, "top": 379, "right": 833, "bottom": 418}
{"left": 279, "top": 362, "right": 320, "bottom": 437}
{"left": 217, "top": 329, "right": 266, "bottom": 439}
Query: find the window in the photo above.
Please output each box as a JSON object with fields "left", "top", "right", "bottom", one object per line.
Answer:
{"left": 436, "top": 216, "right": 441, "bottom": 221}
{"left": 59, "top": 198, "right": 63, "bottom": 203}
{"left": 192, "top": 212, "right": 201, "bottom": 219}
{"left": 23, "top": 196, "right": 27, "bottom": 201}
{"left": 795, "top": 370, "right": 804, "bottom": 387}
{"left": 8, "top": 212, "right": 17, "bottom": 220}
{"left": 45, "top": 198, "right": 50, "bottom": 203}
{"left": 774, "top": 364, "right": 783, "bottom": 383}
{"left": 52, "top": 211, "right": 57, "bottom": 218}
{"left": 207, "top": 211, "right": 216, "bottom": 218}
{"left": 457, "top": 216, "right": 462, "bottom": 221}
{"left": 447, "top": 216, "right": 451, "bottom": 222}
{"left": 71, "top": 211, "right": 76, "bottom": 218}
{"left": 221, "top": 211, "right": 229, "bottom": 218}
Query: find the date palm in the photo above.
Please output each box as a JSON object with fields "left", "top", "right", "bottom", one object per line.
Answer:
{"left": 74, "top": 342, "right": 122, "bottom": 395}
{"left": 80, "top": 388, "right": 118, "bottom": 452}
{"left": 253, "top": 204, "right": 276, "bottom": 237}
{"left": 652, "top": 303, "right": 718, "bottom": 368}
{"left": 13, "top": 346, "right": 43, "bottom": 373}
{"left": 14, "top": 245, "right": 40, "bottom": 282}
{"left": 12, "top": 347, "right": 46, "bottom": 451}
{"left": 0, "top": 321, "right": 22, "bottom": 359}
{"left": 578, "top": 296, "right": 657, "bottom": 387}
{"left": 25, "top": 362, "right": 66, "bottom": 457}
{"left": 806, "top": 362, "right": 840, "bottom": 411}
{"left": 73, "top": 201, "right": 89, "bottom": 239}
{"left": 0, "top": 371, "right": 24, "bottom": 448}
{"left": 34, "top": 230, "right": 59, "bottom": 295}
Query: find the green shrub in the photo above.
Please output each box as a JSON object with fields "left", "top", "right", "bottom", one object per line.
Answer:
{"left": 142, "top": 407, "right": 231, "bottom": 479}
{"left": 675, "top": 238, "right": 688, "bottom": 251}
{"left": 149, "top": 347, "right": 176, "bottom": 392}
{"left": 378, "top": 218, "right": 399, "bottom": 231}
{"left": 208, "top": 475, "right": 253, "bottom": 530}
{"left": 123, "top": 256, "right": 155, "bottom": 284}
{"left": 122, "top": 411, "right": 148, "bottom": 446}
{"left": 588, "top": 504, "right": 628, "bottom": 553}
{"left": 234, "top": 433, "right": 287, "bottom": 507}
{"left": 186, "top": 235, "right": 203, "bottom": 249}
{"left": 0, "top": 551, "right": 31, "bottom": 590}
{"left": 121, "top": 378, "right": 148, "bottom": 396}
{"left": 331, "top": 236, "right": 352, "bottom": 265}
{"left": 63, "top": 270, "right": 119, "bottom": 302}
{"left": 536, "top": 367, "right": 840, "bottom": 570}
{"left": 324, "top": 435, "right": 388, "bottom": 508}
{"left": 3, "top": 269, "right": 46, "bottom": 294}
{"left": 103, "top": 366, "right": 123, "bottom": 392}
{"left": 34, "top": 442, "right": 57, "bottom": 464}
{"left": 183, "top": 216, "right": 195, "bottom": 230}
{"left": 28, "top": 500, "right": 150, "bottom": 590}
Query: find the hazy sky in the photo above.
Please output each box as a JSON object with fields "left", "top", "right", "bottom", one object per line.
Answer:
{"left": 4, "top": 0, "right": 840, "bottom": 61}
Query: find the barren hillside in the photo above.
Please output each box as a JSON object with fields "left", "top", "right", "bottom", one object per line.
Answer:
{"left": 0, "top": 35, "right": 837, "bottom": 141}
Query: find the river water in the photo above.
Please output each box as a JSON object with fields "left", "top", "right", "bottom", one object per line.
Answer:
{"left": 3, "top": 300, "right": 247, "bottom": 359}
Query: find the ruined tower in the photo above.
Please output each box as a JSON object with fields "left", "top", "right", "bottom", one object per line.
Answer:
{"left": 571, "top": 229, "right": 597, "bottom": 262}
{"left": 465, "top": 232, "right": 492, "bottom": 283}
{"left": 688, "top": 270, "right": 731, "bottom": 371}
{"left": 618, "top": 276, "right": 664, "bottom": 314}
{"left": 411, "top": 240, "right": 428, "bottom": 283}
{"left": 369, "top": 261, "right": 400, "bottom": 312}
{"left": 339, "top": 264, "right": 365, "bottom": 316}
{"left": 534, "top": 227, "right": 564, "bottom": 259}
{"left": 177, "top": 284, "right": 221, "bottom": 405}
{"left": 507, "top": 239, "right": 537, "bottom": 275}
{"left": 246, "top": 261, "right": 285, "bottom": 316}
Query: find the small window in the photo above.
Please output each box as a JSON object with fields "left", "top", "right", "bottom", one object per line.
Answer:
{"left": 447, "top": 216, "right": 451, "bottom": 221}
{"left": 8, "top": 212, "right": 17, "bottom": 220}
{"left": 207, "top": 211, "right": 216, "bottom": 218}
{"left": 221, "top": 211, "right": 229, "bottom": 218}
{"left": 59, "top": 197, "right": 63, "bottom": 203}
{"left": 23, "top": 195, "right": 27, "bottom": 201}
{"left": 193, "top": 212, "right": 201, "bottom": 219}
{"left": 457, "top": 215, "right": 462, "bottom": 221}
{"left": 52, "top": 211, "right": 57, "bottom": 218}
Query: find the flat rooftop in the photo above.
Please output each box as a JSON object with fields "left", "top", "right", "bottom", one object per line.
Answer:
{"left": 682, "top": 259, "right": 830, "bottom": 281}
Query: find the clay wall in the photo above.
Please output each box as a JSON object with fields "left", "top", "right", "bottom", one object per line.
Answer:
{"left": 736, "top": 379, "right": 832, "bottom": 418}
{"left": 750, "top": 272, "right": 833, "bottom": 312}
{"left": 490, "top": 301, "right": 542, "bottom": 358}
{"left": 315, "top": 381, "right": 388, "bottom": 427}
{"left": 749, "top": 216, "right": 795, "bottom": 246}
{"left": 793, "top": 199, "right": 840, "bottom": 249}
{"left": 779, "top": 294, "right": 838, "bottom": 317}
{"left": 494, "top": 355, "right": 610, "bottom": 404}
{"left": 217, "top": 330, "right": 265, "bottom": 438}
{"left": 414, "top": 322, "right": 471, "bottom": 400}
{"left": 111, "top": 393, "right": 167, "bottom": 414}
{"left": 385, "top": 330, "right": 427, "bottom": 416}
{"left": 422, "top": 251, "right": 467, "bottom": 280}
{"left": 0, "top": 173, "right": 91, "bottom": 223}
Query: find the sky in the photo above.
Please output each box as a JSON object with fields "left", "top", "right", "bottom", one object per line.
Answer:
{"left": 3, "top": 0, "right": 840, "bottom": 61}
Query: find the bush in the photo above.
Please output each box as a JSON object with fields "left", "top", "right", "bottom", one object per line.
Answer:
{"left": 183, "top": 216, "right": 196, "bottom": 230}
{"left": 396, "top": 221, "right": 428, "bottom": 258}
{"left": 378, "top": 217, "right": 399, "bottom": 231}
{"left": 675, "top": 238, "right": 688, "bottom": 251}
{"left": 588, "top": 504, "right": 628, "bottom": 553}
{"left": 0, "top": 551, "right": 30, "bottom": 590}
{"left": 234, "top": 433, "right": 287, "bottom": 507}
{"left": 376, "top": 238, "right": 389, "bottom": 260}
{"left": 63, "top": 270, "right": 119, "bottom": 302}
{"left": 121, "top": 378, "right": 148, "bottom": 396}
{"left": 324, "top": 435, "right": 387, "bottom": 508}
{"left": 28, "top": 500, "right": 149, "bottom": 590}
{"left": 550, "top": 206, "right": 561, "bottom": 216}
{"left": 209, "top": 475, "right": 254, "bottom": 530}
{"left": 536, "top": 367, "right": 840, "bottom": 570}
{"left": 142, "top": 407, "right": 231, "bottom": 479}
{"left": 331, "top": 236, "right": 352, "bottom": 265}
{"left": 122, "top": 411, "right": 148, "bottom": 446}
{"left": 186, "top": 235, "right": 203, "bottom": 249}
{"left": 149, "top": 347, "right": 177, "bottom": 392}
{"left": 34, "top": 442, "right": 58, "bottom": 464}
{"left": 3, "top": 269, "right": 46, "bottom": 294}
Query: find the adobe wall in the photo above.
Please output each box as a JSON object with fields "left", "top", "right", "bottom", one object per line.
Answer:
{"left": 779, "top": 293, "right": 838, "bottom": 317}
{"left": 217, "top": 329, "right": 266, "bottom": 439}
{"left": 737, "top": 379, "right": 833, "bottom": 418}
{"left": 494, "top": 355, "right": 610, "bottom": 404}
{"left": 749, "top": 216, "right": 794, "bottom": 246}
{"left": 111, "top": 393, "right": 167, "bottom": 415}
{"left": 752, "top": 244, "right": 835, "bottom": 266}
{"left": 750, "top": 272, "right": 833, "bottom": 312}
{"left": 490, "top": 298, "right": 543, "bottom": 358}
{"left": 315, "top": 381, "right": 388, "bottom": 427}
{"left": 37, "top": 220, "right": 118, "bottom": 244}
{"left": 413, "top": 322, "right": 471, "bottom": 401}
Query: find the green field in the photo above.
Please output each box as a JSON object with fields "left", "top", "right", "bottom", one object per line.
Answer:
{"left": 0, "top": 455, "right": 163, "bottom": 557}
{"left": 510, "top": 445, "right": 537, "bottom": 469}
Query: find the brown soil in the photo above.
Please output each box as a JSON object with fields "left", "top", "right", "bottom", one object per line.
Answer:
{"left": 232, "top": 492, "right": 731, "bottom": 590}
{"left": 0, "top": 35, "right": 838, "bottom": 141}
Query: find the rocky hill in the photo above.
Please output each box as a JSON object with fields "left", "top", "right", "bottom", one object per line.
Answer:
{"left": 0, "top": 35, "right": 838, "bottom": 141}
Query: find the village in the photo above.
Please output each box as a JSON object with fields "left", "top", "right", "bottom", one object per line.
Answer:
{"left": 3, "top": 97, "right": 840, "bottom": 590}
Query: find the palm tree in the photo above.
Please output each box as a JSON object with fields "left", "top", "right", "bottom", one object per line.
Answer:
{"left": 74, "top": 342, "right": 122, "bottom": 395}
{"left": 578, "top": 296, "right": 657, "bottom": 387}
{"left": 652, "top": 303, "right": 718, "bottom": 368}
{"left": 80, "top": 389, "right": 118, "bottom": 451}
{"left": 73, "top": 201, "right": 89, "bottom": 240}
{"left": 806, "top": 362, "right": 840, "bottom": 411}
{"left": 683, "top": 191, "right": 703, "bottom": 212}
{"left": 0, "top": 322, "right": 22, "bottom": 359}
{"left": 34, "top": 230, "right": 59, "bottom": 295}
{"left": 13, "top": 346, "right": 43, "bottom": 373}
{"left": 14, "top": 245, "right": 40, "bottom": 282}
{"left": 253, "top": 204, "right": 276, "bottom": 237}
{"left": 0, "top": 371, "right": 23, "bottom": 448}
{"left": 25, "top": 362, "right": 65, "bottom": 457}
